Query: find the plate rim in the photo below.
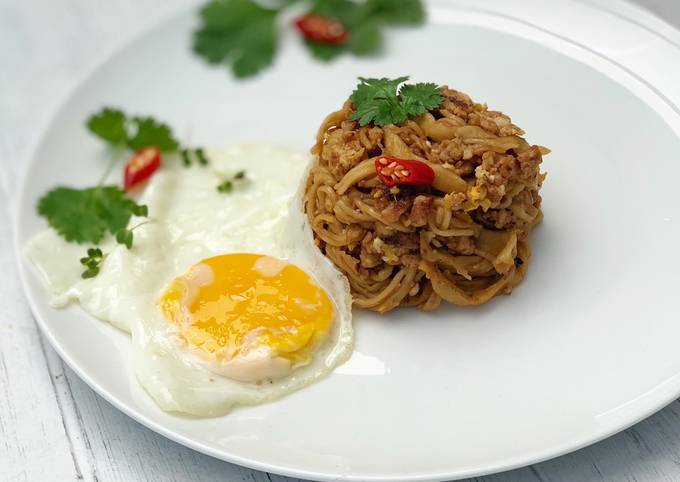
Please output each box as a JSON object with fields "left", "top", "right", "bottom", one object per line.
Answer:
{"left": 13, "top": 1, "right": 680, "bottom": 480}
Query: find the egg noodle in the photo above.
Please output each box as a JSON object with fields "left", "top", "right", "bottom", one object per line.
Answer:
{"left": 304, "top": 88, "right": 548, "bottom": 313}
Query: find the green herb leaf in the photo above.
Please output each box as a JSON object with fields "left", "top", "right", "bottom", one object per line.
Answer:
{"left": 131, "top": 204, "right": 148, "bottom": 217}
{"left": 80, "top": 247, "right": 106, "bottom": 279}
{"left": 37, "top": 186, "right": 146, "bottom": 244}
{"left": 311, "top": 0, "right": 361, "bottom": 24}
{"left": 350, "top": 76, "right": 443, "bottom": 126}
{"left": 351, "top": 76, "right": 408, "bottom": 105}
{"left": 195, "top": 148, "right": 209, "bottom": 165}
{"left": 217, "top": 170, "right": 247, "bottom": 193}
{"left": 217, "top": 180, "right": 233, "bottom": 193}
{"left": 80, "top": 257, "right": 99, "bottom": 269}
{"left": 194, "top": 0, "right": 425, "bottom": 76}
{"left": 82, "top": 267, "right": 100, "bottom": 279}
{"left": 400, "top": 82, "right": 443, "bottom": 116}
{"left": 351, "top": 76, "right": 408, "bottom": 126}
{"left": 347, "top": 20, "right": 382, "bottom": 56}
{"left": 115, "top": 229, "right": 134, "bottom": 249}
{"left": 87, "top": 107, "right": 179, "bottom": 152}
{"left": 304, "top": 39, "right": 345, "bottom": 62}
{"left": 180, "top": 148, "right": 211, "bottom": 167}
{"left": 301, "top": 0, "right": 424, "bottom": 62}
{"left": 128, "top": 117, "right": 179, "bottom": 152}
{"left": 193, "top": 0, "right": 278, "bottom": 78}
{"left": 87, "top": 248, "right": 103, "bottom": 258}
{"left": 86, "top": 108, "right": 128, "bottom": 146}
{"left": 302, "top": 0, "right": 382, "bottom": 60}
{"left": 363, "top": 0, "right": 425, "bottom": 25}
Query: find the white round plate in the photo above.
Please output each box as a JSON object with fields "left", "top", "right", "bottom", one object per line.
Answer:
{"left": 14, "top": 0, "right": 680, "bottom": 480}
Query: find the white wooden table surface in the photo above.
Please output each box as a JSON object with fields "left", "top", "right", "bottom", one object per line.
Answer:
{"left": 2, "top": 1, "right": 679, "bottom": 481}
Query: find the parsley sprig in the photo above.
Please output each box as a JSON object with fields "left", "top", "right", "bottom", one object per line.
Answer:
{"left": 193, "top": 0, "right": 425, "bottom": 78}
{"left": 350, "top": 76, "right": 443, "bottom": 126}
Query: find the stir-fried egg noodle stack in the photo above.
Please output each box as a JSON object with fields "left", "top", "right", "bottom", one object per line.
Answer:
{"left": 305, "top": 88, "right": 548, "bottom": 313}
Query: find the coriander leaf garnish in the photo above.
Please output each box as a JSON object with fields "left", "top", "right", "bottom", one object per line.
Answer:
{"left": 350, "top": 76, "right": 443, "bottom": 127}
{"left": 128, "top": 117, "right": 179, "bottom": 152}
{"left": 131, "top": 203, "right": 148, "bottom": 218}
{"left": 304, "top": 40, "right": 344, "bottom": 62}
{"left": 400, "top": 82, "right": 444, "bottom": 116}
{"left": 38, "top": 107, "right": 185, "bottom": 279}
{"left": 87, "top": 107, "right": 204, "bottom": 187}
{"left": 192, "top": 0, "right": 425, "bottom": 77}
{"left": 80, "top": 248, "right": 105, "bottom": 279}
{"left": 193, "top": 0, "right": 278, "bottom": 78}
{"left": 362, "top": 0, "right": 425, "bottom": 26}
{"left": 181, "top": 148, "right": 211, "bottom": 167}
{"left": 301, "top": 0, "right": 384, "bottom": 59}
{"left": 80, "top": 219, "right": 154, "bottom": 279}
{"left": 87, "top": 108, "right": 128, "bottom": 146}
{"left": 217, "top": 180, "right": 234, "bottom": 193}
{"left": 115, "top": 228, "right": 134, "bottom": 250}
{"left": 310, "top": 0, "right": 359, "bottom": 22}
{"left": 37, "top": 186, "right": 147, "bottom": 244}
{"left": 351, "top": 76, "right": 409, "bottom": 126}
{"left": 195, "top": 148, "right": 209, "bottom": 166}
{"left": 351, "top": 76, "right": 408, "bottom": 106}
{"left": 217, "top": 170, "right": 247, "bottom": 193}
{"left": 347, "top": 20, "right": 381, "bottom": 56}
{"left": 86, "top": 108, "right": 180, "bottom": 152}
{"left": 297, "top": 0, "right": 425, "bottom": 61}
{"left": 115, "top": 219, "right": 154, "bottom": 250}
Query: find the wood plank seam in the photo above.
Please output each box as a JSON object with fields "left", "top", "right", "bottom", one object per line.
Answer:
{"left": 38, "top": 326, "right": 98, "bottom": 481}
{"left": 0, "top": 190, "right": 80, "bottom": 481}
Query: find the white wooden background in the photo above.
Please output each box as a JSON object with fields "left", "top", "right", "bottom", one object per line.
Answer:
{"left": 2, "top": 1, "right": 679, "bottom": 481}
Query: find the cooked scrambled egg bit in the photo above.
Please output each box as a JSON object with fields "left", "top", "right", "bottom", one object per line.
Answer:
{"left": 160, "top": 253, "right": 334, "bottom": 382}
{"left": 25, "top": 144, "right": 353, "bottom": 416}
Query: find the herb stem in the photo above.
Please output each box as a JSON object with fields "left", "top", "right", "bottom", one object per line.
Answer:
{"left": 181, "top": 148, "right": 191, "bottom": 166}
{"left": 129, "top": 219, "right": 154, "bottom": 232}
{"left": 97, "top": 147, "right": 125, "bottom": 186}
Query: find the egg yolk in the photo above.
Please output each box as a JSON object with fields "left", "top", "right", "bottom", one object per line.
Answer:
{"left": 159, "top": 254, "right": 333, "bottom": 368}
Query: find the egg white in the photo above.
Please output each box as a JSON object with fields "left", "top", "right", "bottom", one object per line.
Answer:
{"left": 25, "top": 144, "right": 353, "bottom": 416}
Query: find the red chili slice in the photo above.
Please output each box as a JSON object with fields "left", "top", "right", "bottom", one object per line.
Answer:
{"left": 294, "top": 14, "right": 348, "bottom": 45}
{"left": 374, "top": 156, "right": 435, "bottom": 187}
{"left": 124, "top": 147, "right": 161, "bottom": 190}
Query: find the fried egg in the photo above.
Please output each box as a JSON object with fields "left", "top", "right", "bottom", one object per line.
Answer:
{"left": 25, "top": 144, "right": 353, "bottom": 416}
